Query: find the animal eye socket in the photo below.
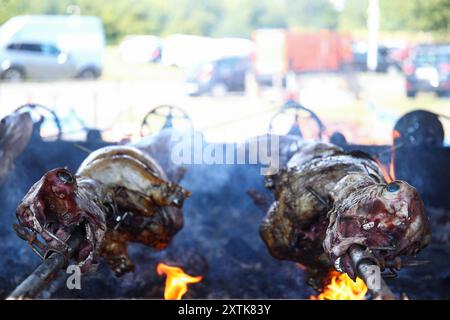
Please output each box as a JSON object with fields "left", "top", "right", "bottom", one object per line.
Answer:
{"left": 57, "top": 171, "right": 74, "bottom": 184}
{"left": 386, "top": 182, "right": 400, "bottom": 192}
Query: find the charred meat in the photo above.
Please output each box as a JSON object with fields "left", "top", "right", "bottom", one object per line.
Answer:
{"left": 15, "top": 145, "right": 190, "bottom": 276}
{"left": 16, "top": 168, "right": 106, "bottom": 273}
{"left": 260, "top": 141, "right": 431, "bottom": 284}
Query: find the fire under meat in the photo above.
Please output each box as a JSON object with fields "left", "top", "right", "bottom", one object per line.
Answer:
{"left": 156, "top": 263, "right": 203, "bottom": 300}
{"left": 310, "top": 270, "right": 367, "bottom": 300}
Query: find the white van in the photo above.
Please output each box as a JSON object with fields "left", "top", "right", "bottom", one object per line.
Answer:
{"left": 162, "top": 34, "right": 218, "bottom": 68}
{"left": 0, "top": 15, "right": 106, "bottom": 81}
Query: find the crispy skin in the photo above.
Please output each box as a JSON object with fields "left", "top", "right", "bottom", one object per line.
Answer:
{"left": 134, "top": 129, "right": 188, "bottom": 183}
{"left": 16, "top": 168, "right": 106, "bottom": 273}
{"left": 77, "top": 145, "right": 189, "bottom": 276}
{"left": 16, "top": 145, "right": 190, "bottom": 276}
{"left": 260, "top": 141, "right": 431, "bottom": 281}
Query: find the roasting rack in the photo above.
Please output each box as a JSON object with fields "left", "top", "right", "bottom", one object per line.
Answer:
{"left": 140, "top": 104, "right": 193, "bottom": 137}
{"left": 268, "top": 100, "right": 326, "bottom": 140}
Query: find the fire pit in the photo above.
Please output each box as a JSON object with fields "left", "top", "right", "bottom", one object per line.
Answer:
{"left": 0, "top": 105, "right": 449, "bottom": 300}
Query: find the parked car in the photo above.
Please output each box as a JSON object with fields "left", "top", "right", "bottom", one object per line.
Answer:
{"left": 119, "top": 35, "right": 161, "bottom": 64}
{"left": 162, "top": 35, "right": 254, "bottom": 69}
{"left": 0, "top": 41, "right": 95, "bottom": 80}
{"left": 352, "top": 44, "right": 399, "bottom": 73}
{"left": 404, "top": 44, "right": 450, "bottom": 98}
{"left": 185, "top": 56, "right": 251, "bottom": 96}
{"left": 0, "top": 15, "right": 105, "bottom": 81}
{"left": 162, "top": 34, "right": 217, "bottom": 68}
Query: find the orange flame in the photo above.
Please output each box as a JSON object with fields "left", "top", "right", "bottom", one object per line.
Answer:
{"left": 375, "top": 158, "right": 393, "bottom": 183}
{"left": 389, "top": 130, "right": 400, "bottom": 181}
{"left": 310, "top": 271, "right": 368, "bottom": 300}
{"left": 156, "top": 263, "right": 203, "bottom": 300}
{"left": 375, "top": 129, "right": 400, "bottom": 183}
{"left": 389, "top": 154, "right": 396, "bottom": 181}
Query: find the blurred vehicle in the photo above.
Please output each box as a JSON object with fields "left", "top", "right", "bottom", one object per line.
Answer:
{"left": 119, "top": 35, "right": 161, "bottom": 64}
{"left": 352, "top": 43, "right": 399, "bottom": 73}
{"left": 0, "top": 15, "right": 105, "bottom": 81}
{"left": 214, "top": 38, "right": 254, "bottom": 59}
{"left": 404, "top": 44, "right": 450, "bottom": 98}
{"left": 162, "top": 34, "right": 254, "bottom": 69}
{"left": 185, "top": 56, "right": 251, "bottom": 96}
{"left": 389, "top": 44, "right": 412, "bottom": 71}
{"left": 0, "top": 42, "right": 77, "bottom": 81}
{"left": 162, "top": 34, "right": 217, "bottom": 68}
{"left": 253, "top": 29, "right": 352, "bottom": 75}
{"left": 252, "top": 29, "right": 352, "bottom": 90}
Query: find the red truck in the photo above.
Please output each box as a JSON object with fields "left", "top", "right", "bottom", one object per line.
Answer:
{"left": 253, "top": 29, "right": 353, "bottom": 75}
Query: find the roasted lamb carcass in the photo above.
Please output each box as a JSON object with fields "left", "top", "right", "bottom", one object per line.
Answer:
{"left": 260, "top": 141, "right": 431, "bottom": 289}
{"left": 15, "top": 168, "right": 107, "bottom": 273}
{"left": 77, "top": 145, "right": 190, "bottom": 275}
{"left": 15, "top": 145, "right": 190, "bottom": 276}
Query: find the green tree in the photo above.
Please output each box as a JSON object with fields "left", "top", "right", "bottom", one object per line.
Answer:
{"left": 1, "top": 0, "right": 449, "bottom": 43}
{"left": 286, "top": 0, "right": 339, "bottom": 31}
{"left": 161, "top": 0, "right": 223, "bottom": 37}
{"left": 418, "top": 0, "right": 450, "bottom": 33}
{"left": 339, "top": 0, "right": 368, "bottom": 31}
{"left": 379, "top": 0, "right": 419, "bottom": 31}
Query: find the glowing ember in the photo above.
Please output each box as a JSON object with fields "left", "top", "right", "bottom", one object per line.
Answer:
{"left": 156, "top": 263, "right": 203, "bottom": 300}
{"left": 310, "top": 271, "right": 368, "bottom": 300}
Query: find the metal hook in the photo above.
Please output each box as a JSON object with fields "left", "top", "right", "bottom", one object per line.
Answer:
{"left": 13, "top": 224, "right": 47, "bottom": 260}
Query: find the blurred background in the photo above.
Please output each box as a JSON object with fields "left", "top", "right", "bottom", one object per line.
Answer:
{"left": 0, "top": 0, "right": 449, "bottom": 144}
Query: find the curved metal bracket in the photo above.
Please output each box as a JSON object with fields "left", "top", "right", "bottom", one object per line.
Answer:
{"left": 269, "top": 100, "right": 325, "bottom": 139}
{"left": 140, "top": 104, "right": 193, "bottom": 137}
{"left": 15, "top": 103, "right": 63, "bottom": 140}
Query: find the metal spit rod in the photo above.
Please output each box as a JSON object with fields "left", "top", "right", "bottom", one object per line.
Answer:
{"left": 7, "top": 227, "right": 84, "bottom": 299}
{"left": 7, "top": 230, "right": 396, "bottom": 299}
{"left": 349, "top": 244, "right": 396, "bottom": 300}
